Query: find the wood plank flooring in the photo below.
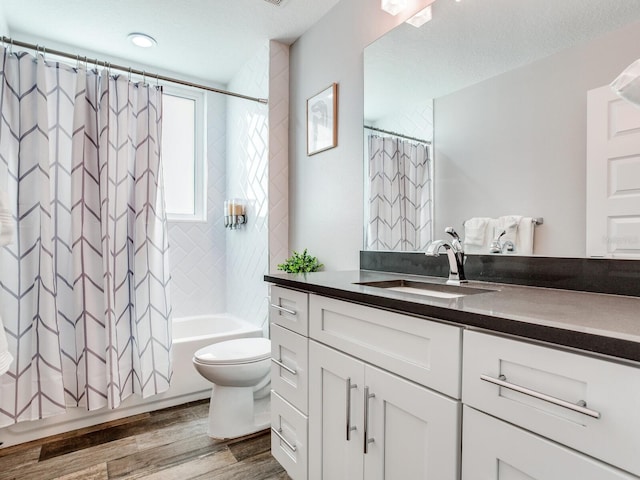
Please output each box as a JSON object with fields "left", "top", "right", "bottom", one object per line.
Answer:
{"left": 0, "top": 400, "right": 292, "bottom": 480}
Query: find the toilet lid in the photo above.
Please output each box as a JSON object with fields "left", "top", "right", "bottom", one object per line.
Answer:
{"left": 194, "top": 337, "right": 271, "bottom": 365}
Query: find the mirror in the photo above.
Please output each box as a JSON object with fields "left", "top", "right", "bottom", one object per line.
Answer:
{"left": 364, "top": 0, "right": 640, "bottom": 257}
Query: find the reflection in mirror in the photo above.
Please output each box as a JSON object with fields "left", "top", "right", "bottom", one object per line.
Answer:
{"left": 364, "top": 0, "right": 640, "bottom": 258}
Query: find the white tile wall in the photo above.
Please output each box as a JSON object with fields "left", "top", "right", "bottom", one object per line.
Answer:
{"left": 168, "top": 92, "right": 227, "bottom": 319}
{"left": 168, "top": 42, "right": 289, "bottom": 326}
{"left": 372, "top": 102, "right": 434, "bottom": 141}
{"left": 268, "top": 41, "right": 290, "bottom": 275}
{"left": 226, "top": 43, "right": 271, "bottom": 329}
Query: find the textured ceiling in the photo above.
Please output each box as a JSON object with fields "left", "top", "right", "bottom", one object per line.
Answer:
{"left": 365, "top": 0, "right": 640, "bottom": 121}
{"left": 1, "top": 0, "right": 341, "bottom": 85}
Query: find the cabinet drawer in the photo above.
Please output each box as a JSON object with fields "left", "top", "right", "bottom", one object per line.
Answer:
{"left": 309, "top": 294, "right": 462, "bottom": 398}
{"left": 271, "top": 391, "right": 308, "bottom": 480}
{"left": 270, "top": 286, "right": 309, "bottom": 335}
{"left": 462, "top": 330, "right": 640, "bottom": 476}
{"left": 271, "top": 323, "right": 309, "bottom": 414}
{"left": 462, "top": 407, "right": 637, "bottom": 480}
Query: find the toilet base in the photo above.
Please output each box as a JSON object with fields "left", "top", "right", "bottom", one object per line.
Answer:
{"left": 207, "top": 385, "right": 271, "bottom": 439}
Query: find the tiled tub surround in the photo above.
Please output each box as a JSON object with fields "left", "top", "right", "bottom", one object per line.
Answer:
{"left": 264, "top": 270, "right": 640, "bottom": 363}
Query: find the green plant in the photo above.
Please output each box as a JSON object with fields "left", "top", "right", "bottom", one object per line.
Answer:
{"left": 277, "top": 249, "right": 323, "bottom": 273}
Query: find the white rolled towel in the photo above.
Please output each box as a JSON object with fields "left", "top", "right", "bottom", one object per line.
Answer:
{"left": 517, "top": 217, "right": 535, "bottom": 255}
{"left": 463, "top": 217, "right": 491, "bottom": 254}
{"left": 497, "top": 215, "right": 522, "bottom": 247}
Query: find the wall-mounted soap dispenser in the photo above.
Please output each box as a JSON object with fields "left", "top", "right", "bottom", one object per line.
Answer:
{"left": 224, "top": 199, "right": 247, "bottom": 229}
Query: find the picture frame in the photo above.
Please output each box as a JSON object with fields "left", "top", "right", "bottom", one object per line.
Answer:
{"left": 307, "top": 83, "right": 338, "bottom": 156}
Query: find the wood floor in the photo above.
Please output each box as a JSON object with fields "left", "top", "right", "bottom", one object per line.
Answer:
{"left": 0, "top": 400, "right": 292, "bottom": 480}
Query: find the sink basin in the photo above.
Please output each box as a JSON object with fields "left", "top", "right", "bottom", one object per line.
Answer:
{"left": 355, "top": 279, "right": 495, "bottom": 299}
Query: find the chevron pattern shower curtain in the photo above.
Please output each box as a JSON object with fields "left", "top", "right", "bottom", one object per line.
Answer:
{"left": 366, "top": 135, "right": 432, "bottom": 251}
{"left": 0, "top": 47, "right": 172, "bottom": 427}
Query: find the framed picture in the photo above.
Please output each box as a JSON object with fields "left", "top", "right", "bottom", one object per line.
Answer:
{"left": 307, "top": 83, "right": 338, "bottom": 156}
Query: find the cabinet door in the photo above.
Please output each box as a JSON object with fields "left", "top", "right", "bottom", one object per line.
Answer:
{"left": 309, "top": 341, "right": 365, "bottom": 480}
{"left": 271, "top": 391, "right": 308, "bottom": 480}
{"left": 364, "top": 365, "right": 461, "bottom": 480}
{"left": 462, "top": 406, "right": 637, "bottom": 480}
{"left": 270, "top": 285, "right": 309, "bottom": 335}
{"left": 271, "top": 323, "right": 309, "bottom": 414}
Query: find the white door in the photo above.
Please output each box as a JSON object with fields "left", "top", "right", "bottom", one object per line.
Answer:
{"left": 462, "top": 406, "right": 637, "bottom": 480}
{"left": 364, "top": 365, "right": 461, "bottom": 480}
{"left": 308, "top": 341, "right": 365, "bottom": 480}
{"left": 586, "top": 85, "right": 640, "bottom": 258}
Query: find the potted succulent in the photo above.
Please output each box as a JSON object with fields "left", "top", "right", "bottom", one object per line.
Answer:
{"left": 277, "top": 249, "right": 323, "bottom": 273}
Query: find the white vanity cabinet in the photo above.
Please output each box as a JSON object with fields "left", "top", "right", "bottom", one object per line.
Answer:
{"left": 308, "top": 294, "right": 462, "bottom": 480}
{"left": 269, "top": 286, "right": 309, "bottom": 480}
{"left": 268, "top": 283, "right": 640, "bottom": 480}
{"left": 462, "top": 330, "right": 640, "bottom": 478}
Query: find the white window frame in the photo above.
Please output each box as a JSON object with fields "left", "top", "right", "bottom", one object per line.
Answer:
{"left": 162, "top": 84, "right": 207, "bottom": 222}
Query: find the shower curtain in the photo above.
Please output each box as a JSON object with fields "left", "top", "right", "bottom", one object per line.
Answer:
{"left": 366, "top": 134, "right": 432, "bottom": 251}
{"left": 0, "top": 47, "right": 172, "bottom": 427}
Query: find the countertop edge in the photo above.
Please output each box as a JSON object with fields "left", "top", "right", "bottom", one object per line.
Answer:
{"left": 264, "top": 274, "right": 640, "bottom": 364}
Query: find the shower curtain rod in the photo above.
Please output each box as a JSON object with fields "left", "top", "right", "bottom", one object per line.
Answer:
{"left": 1, "top": 36, "right": 268, "bottom": 105}
{"left": 364, "top": 125, "right": 431, "bottom": 145}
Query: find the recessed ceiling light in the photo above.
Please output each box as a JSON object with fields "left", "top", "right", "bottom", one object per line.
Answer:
{"left": 128, "top": 33, "right": 157, "bottom": 48}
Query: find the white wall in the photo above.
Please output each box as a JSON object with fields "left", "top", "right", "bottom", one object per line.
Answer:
{"left": 435, "top": 20, "right": 640, "bottom": 257}
{"left": 289, "top": 0, "right": 431, "bottom": 270}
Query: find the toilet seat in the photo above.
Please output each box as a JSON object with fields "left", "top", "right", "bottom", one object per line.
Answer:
{"left": 194, "top": 337, "right": 271, "bottom": 365}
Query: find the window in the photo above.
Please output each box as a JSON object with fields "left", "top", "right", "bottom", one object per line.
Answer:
{"left": 161, "top": 86, "right": 206, "bottom": 221}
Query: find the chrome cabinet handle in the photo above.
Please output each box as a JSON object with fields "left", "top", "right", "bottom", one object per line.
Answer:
{"left": 270, "top": 304, "right": 296, "bottom": 316}
{"left": 271, "top": 358, "right": 297, "bottom": 375}
{"left": 480, "top": 374, "right": 601, "bottom": 419}
{"left": 272, "top": 427, "right": 297, "bottom": 452}
{"left": 346, "top": 377, "right": 357, "bottom": 441}
{"left": 363, "top": 386, "right": 375, "bottom": 454}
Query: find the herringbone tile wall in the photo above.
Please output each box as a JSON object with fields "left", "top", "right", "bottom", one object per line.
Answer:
{"left": 168, "top": 92, "right": 228, "bottom": 319}
{"left": 268, "top": 41, "right": 290, "bottom": 276}
{"left": 164, "top": 42, "right": 288, "bottom": 330}
{"left": 226, "top": 43, "right": 270, "bottom": 330}
{"left": 373, "top": 102, "right": 434, "bottom": 142}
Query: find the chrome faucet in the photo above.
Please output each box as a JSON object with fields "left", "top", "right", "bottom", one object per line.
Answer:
{"left": 489, "top": 230, "right": 515, "bottom": 254}
{"left": 425, "top": 227, "right": 468, "bottom": 285}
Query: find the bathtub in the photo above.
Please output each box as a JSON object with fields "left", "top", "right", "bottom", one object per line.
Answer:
{"left": 1, "top": 314, "right": 263, "bottom": 448}
{"left": 171, "top": 315, "right": 264, "bottom": 394}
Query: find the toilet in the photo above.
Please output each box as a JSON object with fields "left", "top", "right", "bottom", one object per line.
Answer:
{"left": 192, "top": 337, "right": 272, "bottom": 439}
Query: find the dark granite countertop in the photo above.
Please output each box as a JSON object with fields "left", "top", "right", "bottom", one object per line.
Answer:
{"left": 264, "top": 270, "right": 640, "bottom": 364}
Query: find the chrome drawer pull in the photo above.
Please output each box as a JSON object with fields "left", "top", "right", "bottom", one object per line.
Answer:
{"left": 480, "top": 374, "right": 601, "bottom": 419}
{"left": 346, "top": 377, "right": 358, "bottom": 441}
{"left": 272, "top": 427, "right": 297, "bottom": 452}
{"left": 271, "top": 304, "right": 297, "bottom": 316}
{"left": 363, "top": 386, "right": 375, "bottom": 454}
{"left": 271, "top": 358, "right": 297, "bottom": 375}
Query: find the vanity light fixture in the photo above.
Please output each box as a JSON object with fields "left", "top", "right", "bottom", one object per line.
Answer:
{"left": 381, "top": 0, "right": 408, "bottom": 16}
{"left": 406, "top": 5, "right": 433, "bottom": 27}
{"left": 128, "top": 33, "right": 157, "bottom": 48}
